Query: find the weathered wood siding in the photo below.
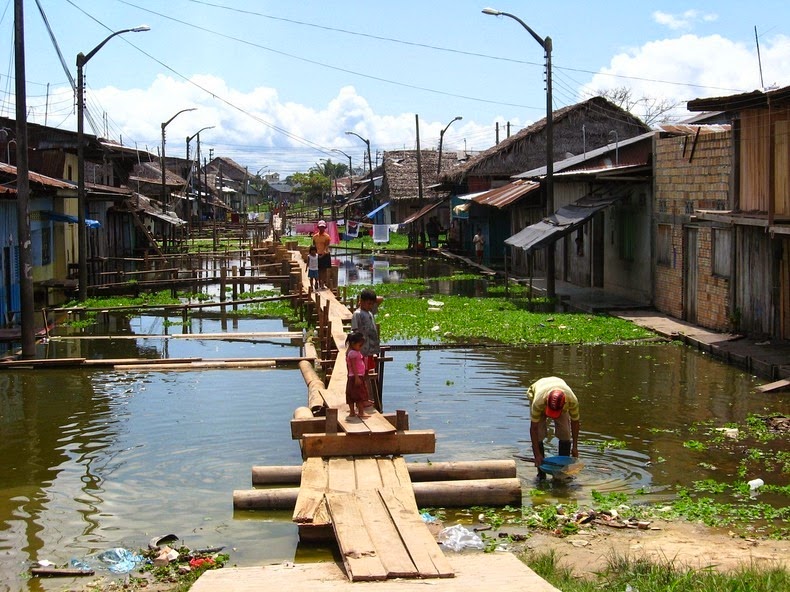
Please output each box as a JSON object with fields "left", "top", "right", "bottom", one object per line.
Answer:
{"left": 735, "top": 227, "right": 773, "bottom": 336}
{"left": 739, "top": 110, "right": 770, "bottom": 212}
{"left": 775, "top": 118, "right": 790, "bottom": 217}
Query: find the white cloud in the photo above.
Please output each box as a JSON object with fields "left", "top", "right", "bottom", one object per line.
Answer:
{"left": 652, "top": 10, "right": 717, "bottom": 31}
{"left": 28, "top": 77, "right": 494, "bottom": 175}
{"left": 582, "top": 34, "right": 790, "bottom": 121}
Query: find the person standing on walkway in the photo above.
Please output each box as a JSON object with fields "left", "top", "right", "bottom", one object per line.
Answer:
{"left": 312, "top": 220, "right": 331, "bottom": 289}
{"left": 307, "top": 245, "right": 320, "bottom": 291}
{"left": 472, "top": 228, "right": 485, "bottom": 264}
{"left": 345, "top": 331, "right": 370, "bottom": 418}
{"left": 526, "top": 376, "right": 580, "bottom": 478}
{"left": 352, "top": 288, "right": 384, "bottom": 408}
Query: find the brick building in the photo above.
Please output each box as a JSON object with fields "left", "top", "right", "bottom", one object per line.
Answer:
{"left": 653, "top": 126, "right": 733, "bottom": 331}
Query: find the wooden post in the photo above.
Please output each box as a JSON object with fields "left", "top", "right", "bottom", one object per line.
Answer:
{"left": 220, "top": 267, "right": 227, "bottom": 302}
{"left": 396, "top": 409, "right": 408, "bottom": 431}
{"left": 325, "top": 408, "right": 338, "bottom": 434}
{"left": 231, "top": 265, "right": 238, "bottom": 301}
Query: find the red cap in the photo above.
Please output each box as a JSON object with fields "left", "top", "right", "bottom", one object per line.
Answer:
{"left": 545, "top": 389, "right": 566, "bottom": 419}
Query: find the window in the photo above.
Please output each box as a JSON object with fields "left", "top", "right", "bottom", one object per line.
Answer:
{"left": 41, "top": 226, "right": 51, "bottom": 265}
{"left": 657, "top": 224, "right": 672, "bottom": 266}
{"left": 712, "top": 228, "right": 731, "bottom": 277}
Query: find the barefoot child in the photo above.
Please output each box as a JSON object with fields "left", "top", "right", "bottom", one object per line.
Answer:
{"left": 307, "top": 245, "right": 320, "bottom": 291}
{"left": 345, "top": 331, "right": 370, "bottom": 418}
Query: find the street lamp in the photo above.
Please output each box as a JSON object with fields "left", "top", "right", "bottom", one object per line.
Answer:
{"left": 437, "top": 116, "right": 462, "bottom": 176}
{"left": 76, "top": 24, "right": 149, "bottom": 301}
{"left": 186, "top": 126, "right": 214, "bottom": 227}
{"left": 332, "top": 148, "right": 352, "bottom": 181}
{"left": 186, "top": 125, "right": 214, "bottom": 162}
{"left": 161, "top": 108, "right": 196, "bottom": 210}
{"left": 345, "top": 130, "right": 373, "bottom": 201}
{"left": 482, "top": 7, "right": 555, "bottom": 298}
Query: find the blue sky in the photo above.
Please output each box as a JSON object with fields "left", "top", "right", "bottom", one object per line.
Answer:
{"left": 3, "top": 0, "right": 790, "bottom": 175}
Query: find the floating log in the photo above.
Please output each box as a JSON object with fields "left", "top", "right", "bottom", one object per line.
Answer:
{"left": 233, "top": 488, "right": 299, "bottom": 510}
{"left": 116, "top": 360, "right": 277, "bottom": 371}
{"left": 30, "top": 567, "right": 95, "bottom": 578}
{"left": 293, "top": 407, "right": 314, "bottom": 420}
{"left": 252, "top": 459, "right": 516, "bottom": 486}
{"left": 233, "top": 477, "right": 521, "bottom": 510}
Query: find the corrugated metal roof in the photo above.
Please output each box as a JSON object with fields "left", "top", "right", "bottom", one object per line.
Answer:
{"left": 472, "top": 179, "right": 540, "bottom": 209}
{"left": 401, "top": 199, "right": 446, "bottom": 225}
{"left": 0, "top": 162, "right": 75, "bottom": 189}
{"left": 505, "top": 196, "right": 620, "bottom": 251}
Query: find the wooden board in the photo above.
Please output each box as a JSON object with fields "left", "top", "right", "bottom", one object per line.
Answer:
{"left": 353, "top": 458, "right": 383, "bottom": 491}
{"left": 390, "top": 457, "right": 418, "bottom": 509}
{"left": 356, "top": 490, "right": 418, "bottom": 577}
{"left": 301, "top": 430, "right": 436, "bottom": 458}
{"left": 325, "top": 492, "right": 388, "bottom": 581}
{"left": 757, "top": 378, "right": 790, "bottom": 393}
{"left": 290, "top": 412, "right": 402, "bottom": 439}
{"left": 337, "top": 413, "right": 371, "bottom": 434}
{"left": 292, "top": 458, "right": 327, "bottom": 523}
{"left": 378, "top": 487, "right": 454, "bottom": 579}
{"left": 328, "top": 458, "right": 356, "bottom": 493}
{"left": 360, "top": 412, "right": 397, "bottom": 434}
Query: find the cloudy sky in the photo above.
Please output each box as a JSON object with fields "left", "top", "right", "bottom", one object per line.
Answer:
{"left": 2, "top": 0, "right": 790, "bottom": 176}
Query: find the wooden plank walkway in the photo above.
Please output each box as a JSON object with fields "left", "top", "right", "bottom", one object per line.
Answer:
{"left": 293, "top": 457, "right": 453, "bottom": 581}
{"left": 191, "top": 552, "right": 562, "bottom": 591}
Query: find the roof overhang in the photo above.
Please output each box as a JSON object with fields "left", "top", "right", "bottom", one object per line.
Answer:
{"left": 401, "top": 198, "right": 448, "bottom": 225}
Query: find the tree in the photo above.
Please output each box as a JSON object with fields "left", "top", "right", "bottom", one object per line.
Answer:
{"left": 311, "top": 159, "right": 348, "bottom": 179}
{"left": 598, "top": 87, "right": 683, "bottom": 127}
{"left": 291, "top": 170, "right": 329, "bottom": 205}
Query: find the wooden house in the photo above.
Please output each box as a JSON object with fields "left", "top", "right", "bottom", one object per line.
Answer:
{"left": 441, "top": 97, "right": 651, "bottom": 263}
{"left": 688, "top": 86, "right": 790, "bottom": 339}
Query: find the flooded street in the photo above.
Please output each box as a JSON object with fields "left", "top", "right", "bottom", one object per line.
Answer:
{"left": 1, "top": 255, "right": 789, "bottom": 591}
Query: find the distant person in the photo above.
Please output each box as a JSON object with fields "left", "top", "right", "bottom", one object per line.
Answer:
{"left": 312, "top": 220, "right": 331, "bottom": 289}
{"left": 426, "top": 216, "right": 441, "bottom": 248}
{"left": 526, "top": 376, "right": 581, "bottom": 479}
{"left": 472, "top": 228, "right": 485, "bottom": 264}
{"left": 345, "top": 331, "right": 370, "bottom": 418}
{"left": 352, "top": 288, "right": 384, "bottom": 408}
{"left": 307, "top": 245, "right": 319, "bottom": 291}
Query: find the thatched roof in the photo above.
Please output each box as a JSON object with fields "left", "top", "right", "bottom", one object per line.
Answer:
{"left": 380, "top": 149, "right": 452, "bottom": 201}
{"left": 443, "top": 96, "right": 650, "bottom": 183}
{"left": 128, "top": 162, "right": 186, "bottom": 187}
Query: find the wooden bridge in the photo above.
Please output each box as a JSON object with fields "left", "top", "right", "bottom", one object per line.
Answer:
{"left": 225, "top": 245, "right": 555, "bottom": 589}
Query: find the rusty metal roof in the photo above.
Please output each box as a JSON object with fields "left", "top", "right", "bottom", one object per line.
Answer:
{"left": 471, "top": 179, "right": 541, "bottom": 209}
{"left": 0, "top": 162, "right": 75, "bottom": 189}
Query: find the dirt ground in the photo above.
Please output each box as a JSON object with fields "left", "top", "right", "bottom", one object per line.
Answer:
{"left": 503, "top": 519, "right": 790, "bottom": 576}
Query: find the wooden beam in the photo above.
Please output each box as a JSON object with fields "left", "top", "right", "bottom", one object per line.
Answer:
{"left": 301, "top": 430, "right": 436, "bottom": 458}
{"left": 289, "top": 412, "right": 404, "bottom": 439}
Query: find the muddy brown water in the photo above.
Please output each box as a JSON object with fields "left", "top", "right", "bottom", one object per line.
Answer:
{"left": 1, "top": 254, "right": 788, "bottom": 591}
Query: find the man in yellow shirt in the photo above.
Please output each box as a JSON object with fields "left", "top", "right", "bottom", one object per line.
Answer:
{"left": 527, "top": 376, "right": 580, "bottom": 479}
{"left": 312, "top": 220, "right": 331, "bottom": 289}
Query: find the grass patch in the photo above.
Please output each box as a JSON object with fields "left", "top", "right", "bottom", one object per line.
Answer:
{"left": 518, "top": 549, "right": 790, "bottom": 592}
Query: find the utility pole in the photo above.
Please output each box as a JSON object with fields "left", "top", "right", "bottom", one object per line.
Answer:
{"left": 14, "top": 0, "right": 35, "bottom": 356}
{"left": 415, "top": 114, "right": 425, "bottom": 247}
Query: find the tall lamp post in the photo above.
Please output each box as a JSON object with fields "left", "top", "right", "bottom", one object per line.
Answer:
{"left": 437, "top": 115, "right": 462, "bottom": 176}
{"left": 161, "top": 108, "right": 196, "bottom": 209}
{"left": 76, "top": 24, "right": 149, "bottom": 301}
{"left": 186, "top": 126, "right": 214, "bottom": 229}
{"left": 482, "top": 7, "right": 555, "bottom": 298}
{"left": 345, "top": 131, "right": 373, "bottom": 202}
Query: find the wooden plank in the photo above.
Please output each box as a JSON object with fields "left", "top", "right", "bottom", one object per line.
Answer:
{"left": 377, "top": 457, "right": 400, "bottom": 488}
{"left": 757, "top": 378, "right": 790, "bottom": 393}
{"left": 290, "top": 412, "right": 403, "bottom": 439}
{"left": 391, "top": 457, "right": 418, "bottom": 509}
{"left": 292, "top": 458, "right": 327, "bottom": 523}
{"left": 301, "top": 430, "right": 436, "bottom": 458}
{"left": 328, "top": 458, "right": 356, "bottom": 493}
{"left": 378, "top": 487, "right": 454, "bottom": 579}
{"left": 325, "top": 492, "right": 388, "bottom": 581}
{"left": 360, "top": 411, "right": 397, "bottom": 434}
{"left": 353, "top": 458, "right": 383, "bottom": 491}
{"left": 356, "top": 490, "right": 417, "bottom": 578}
{"left": 337, "top": 412, "right": 371, "bottom": 435}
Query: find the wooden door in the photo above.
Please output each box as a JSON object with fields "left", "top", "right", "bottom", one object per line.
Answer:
{"left": 684, "top": 228, "right": 698, "bottom": 324}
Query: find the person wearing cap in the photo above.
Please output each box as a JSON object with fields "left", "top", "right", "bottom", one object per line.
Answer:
{"left": 312, "top": 220, "right": 331, "bottom": 289}
{"left": 526, "top": 376, "right": 580, "bottom": 478}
